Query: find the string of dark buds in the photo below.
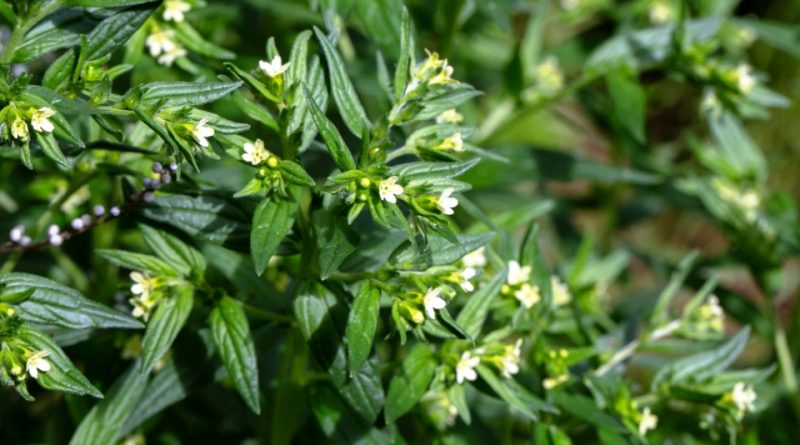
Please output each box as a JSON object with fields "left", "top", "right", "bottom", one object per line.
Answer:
{"left": 0, "top": 162, "right": 177, "bottom": 254}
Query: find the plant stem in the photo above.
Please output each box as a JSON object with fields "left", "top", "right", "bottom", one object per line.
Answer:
{"left": 0, "top": 0, "right": 61, "bottom": 64}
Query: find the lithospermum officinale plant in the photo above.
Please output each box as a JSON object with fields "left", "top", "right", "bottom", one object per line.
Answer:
{"left": 1, "top": 0, "right": 800, "bottom": 444}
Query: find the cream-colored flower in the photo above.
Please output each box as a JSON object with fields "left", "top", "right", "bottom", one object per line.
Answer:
{"left": 11, "top": 116, "right": 28, "bottom": 141}
{"left": 457, "top": 267, "right": 477, "bottom": 292}
{"left": 551, "top": 276, "right": 571, "bottom": 306}
{"left": 242, "top": 139, "right": 270, "bottom": 165}
{"left": 259, "top": 55, "right": 290, "bottom": 78}
{"left": 638, "top": 407, "right": 658, "bottom": 435}
{"left": 146, "top": 30, "right": 176, "bottom": 57}
{"left": 163, "top": 0, "right": 191, "bottom": 22}
{"left": 26, "top": 350, "right": 51, "bottom": 379}
{"left": 436, "top": 133, "right": 464, "bottom": 152}
{"left": 462, "top": 247, "right": 487, "bottom": 269}
{"left": 734, "top": 63, "right": 757, "bottom": 94}
{"left": 648, "top": 1, "right": 674, "bottom": 24}
{"left": 514, "top": 283, "right": 541, "bottom": 308}
{"left": 436, "top": 109, "right": 463, "bottom": 124}
{"left": 436, "top": 188, "right": 459, "bottom": 215}
{"left": 507, "top": 260, "right": 531, "bottom": 286}
{"left": 535, "top": 56, "right": 564, "bottom": 92}
{"left": 191, "top": 118, "right": 214, "bottom": 147}
{"left": 423, "top": 287, "right": 447, "bottom": 319}
{"left": 500, "top": 339, "right": 523, "bottom": 378}
{"left": 130, "top": 272, "right": 154, "bottom": 300}
{"left": 456, "top": 351, "right": 480, "bottom": 384}
{"left": 157, "top": 46, "right": 187, "bottom": 66}
{"left": 378, "top": 176, "right": 404, "bottom": 204}
{"left": 730, "top": 382, "right": 757, "bottom": 413}
{"left": 430, "top": 61, "right": 455, "bottom": 85}
{"left": 30, "top": 107, "right": 55, "bottom": 133}
{"left": 543, "top": 374, "right": 568, "bottom": 389}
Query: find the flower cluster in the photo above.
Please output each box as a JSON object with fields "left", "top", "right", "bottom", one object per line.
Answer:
{"left": 1, "top": 104, "right": 56, "bottom": 143}
{"left": 145, "top": 28, "right": 187, "bottom": 67}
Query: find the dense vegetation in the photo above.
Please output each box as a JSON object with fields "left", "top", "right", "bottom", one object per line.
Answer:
{"left": 1, "top": 0, "right": 799, "bottom": 443}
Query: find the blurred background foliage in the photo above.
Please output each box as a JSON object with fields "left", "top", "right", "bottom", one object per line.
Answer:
{"left": 2, "top": 0, "right": 800, "bottom": 443}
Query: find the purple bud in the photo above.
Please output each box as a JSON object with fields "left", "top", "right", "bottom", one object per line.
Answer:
{"left": 81, "top": 214, "right": 91, "bottom": 225}
{"left": 110, "top": 206, "right": 121, "bottom": 217}
{"left": 143, "top": 192, "right": 155, "bottom": 203}
{"left": 93, "top": 205, "right": 105, "bottom": 216}
{"left": 152, "top": 162, "right": 164, "bottom": 173}
{"left": 169, "top": 162, "right": 178, "bottom": 173}
{"left": 151, "top": 179, "right": 161, "bottom": 190}
{"left": 71, "top": 218, "right": 84, "bottom": 230}
{"left": 161, "top": 172, "right": 172, "bottom": 184}
{"left": 20, "top": 236, "right": 31, "bottom": 246}
{"left": 9, "top": 225, "right": 24, "bottom": 242}
{"left": 143, "top": 178, "right": 153, "bottom": 189}
{"left": 47, "top": 224, "right": 60, "bottom": 236}
{"left": 49, "top": 234, "right": 63, "bottom": 246}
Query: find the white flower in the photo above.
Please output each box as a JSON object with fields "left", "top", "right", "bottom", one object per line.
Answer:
{"left": 436, "top": 188, "right": 459, "bottom": 215}
{"left": 130, "top": 272, "right": 154, "bottom": 300}
{"left": 648, "top": 1, "right": 674, "bottom": 24}
{"left": 30, "top": 107, "right": 55, "bottom": 133}
{"left": 146, "top": 30, "right": 176, "bottom": 57}
{"left": 731, "top": 382, "right": 757, "bottom": 413}
{"left": 430, "top": 61, "right": 455, "bottom": 85}
{"left": 458, "top": 267, "right": 477, "bottom": 292}
{"left": 423, "top": 287, "right": 447, "bottom": 319}
{"left": 157, "top": 46, "right": 187, "bottom": 66}
{"left": 378, "top": 176, "right": 404, "bottom": 204}
{"left": 191, "top": 119, "right": 215, "bottom": 147}
{"left": 507, "top": 260, "right": 531, "bottom": 286}
{"left": 26, "top": 350, "right": 51, "bottom": 379}
{"left": 163, "top": 0, "right": 191, "bottom": 22}
{"left": 259, "top": 55, "right": 290, "bottom": 78}
{"left": 242, "top": 139, "right": 270, "bottom": 165}
{"left": 462, "top": 247, "right": 487, "bottom": 269}
{"left": 551, "top": 276, "right": 571, "bottom": 306}
{"left": 734, "top": 63, "right": 757, "bottom": 94}
{"left": 514, "top": 283, "right": 541, "bottom": 308}
{"left": 456, "top": 351, "right": 480, "bottom": 384}
{"left": 501, "top": 339, "right": 523, "bottom": 378}
{"left": 436, "top": 109, "right": 463, "bottom": 124}
{"left": 535, "top": 56, "right": 564, "bottom": 92}
{"left": 638, "top": 407, "right": 658, "bottom": 436}
{"left": 11, "top": 116, "right": 28, "bottom": 141}
{"left": 560, "top": 0, "right": 580, "bottom": 10}
{"left": 437, "top": 133, "right": 464, "bottom": 152}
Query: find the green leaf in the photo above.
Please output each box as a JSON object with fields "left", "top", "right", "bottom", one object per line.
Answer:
{"left": 132, "top": 81, "right": 242, "bottom": 109}
{"left": 173, "top": 21, "right": 235, "bottom": 60}
{"left": 354, "top": 0, "right": 403, "bottom": 59}
{"left": 551, "top": 391, "right": 622, "bottom": 431}
{"left": 96, "top": 249, "right": 179, "bottom": 276}
{"left": 14, "top": 10, "right": 85, "bottom": 62}
{"left": 606, "top": 68, "right": 646, "bottom": 143}
{"left": 384, "top": 343, "right": 436, "bottom": 423}
{"left": 251, "top": 197, "right": 298, "bottom": 275}
{"left": 279, "top": 160, "right": 316, "bottom": 187}
{"left": 210, "top": 296, "right": 261, "bottom": 414}
{"left": 649, "top": 251, "right": 698, "bottom": 326}
{"left": 653, "top": 327, "right": 751, "bottom": 387}
{"left": 345, "top": 282, "right": 380, "bottom": 375}
{"left": 139, "top": 225, "right": 206, "bottom": 279}
{"left": 294, "top": 282, "right": 385, "bottom": 422}
{"left": 84, "top": 6, "right": 155, "bottom": 61}
{"left": 388, "top": 158, "right": 480, "bottom": 183}
{"left": 15, "top": 327, "right": 102, "bottom": 398}
{"left": 456, "top": 269, "right": 507, "bottom": 338}
{"left": 304, "top": 86, "right": 356, "bottom": 171}
{"left": 393, "top": 7, "right": 413, "bottom": 100}
{"left": 734, "top": 18, "right": 800, "bottom": 60}
{"left": 36, "top": 132, "right": 71, "bottom": 170}
{"left": 140, "top": 192, "right": 252, "bottom": 251}
{"left": 476, "top": 365, "right": 538, "bottom": 420}
{"left": 0, "top": 273, "right": 143, "bottom": 329}
{"left": 140, "top": 287, "right": 194, "bottom": 374}
{"left": 313, "top": 27, "right": 369, "bottom": 137}
{"left": 69, "top": 363, "right": 148, "bottom": 445}
{"left": 64, "top": 0, "right": 157, "bottom": 7}
{"left": 708, "top": 112, "right": 767, "bottom": 180}
{"left": 391, "top": 232, "right": 494, "bottom": 270}
{"left": 314, "top": 208, "right": 358, "bottom": 280}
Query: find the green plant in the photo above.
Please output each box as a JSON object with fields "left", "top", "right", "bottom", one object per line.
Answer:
{"left": 1, "top": 0, "right": 799, "bottom": 444}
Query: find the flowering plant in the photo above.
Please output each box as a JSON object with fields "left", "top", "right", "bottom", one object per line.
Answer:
{"left": 1, "top": 0, "right": 799, "bottom": 443}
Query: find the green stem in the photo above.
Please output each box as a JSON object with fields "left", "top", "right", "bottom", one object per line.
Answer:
{"left": 0, "top": 0, "right": 61, "bottom": 64}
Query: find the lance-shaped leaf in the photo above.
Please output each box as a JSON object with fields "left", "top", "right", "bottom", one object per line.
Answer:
{"left": 314, "top": 208, "right": 358, "bottom": 280}
{"left": 345, "top": 282, "right": 380, "bottom": 375}
{"left": 139, "top": 225, "right": 206, "bottom": 279}
{"left": 0, "top": 273, "right": 143, "bottom": 329}
{"left": 456, "top": 269, "right": 507, "bottom": 338}
{"left": 15, "top": 327, "right": 103, "bottom": 398}
{"left": 313, "top": 27, "right": 369, "bottom": 137}
{"left": 303, "top": 86, "right": 356, "bottom": 171}
{"left": 210, "top": 296, "right": 261, "bottom": 414}
{"left": 251, "top": 197, "right": 298, "bottom": 275}
{"left": 96, "top": 249, "right": 180, "bottom": 276}
{"left": 140, "top": 286, "right": 194, "bottom": 374}
{"left": 394, "top": 7, "right": 414, "bottom": 100}
{"left": 391, "top": 233, "right": 494, "bottom": 270}
{"left": 64, "top": 0, "right": 157, "bottom": 7}
{"left": 69, "top": 363, "right": 148, "bottom": 445}
{"left": 384, "top": 343, "right": 436, "bottom": 423}
{"left": 131, "top": 81, "right": 243, "bottom": 108}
